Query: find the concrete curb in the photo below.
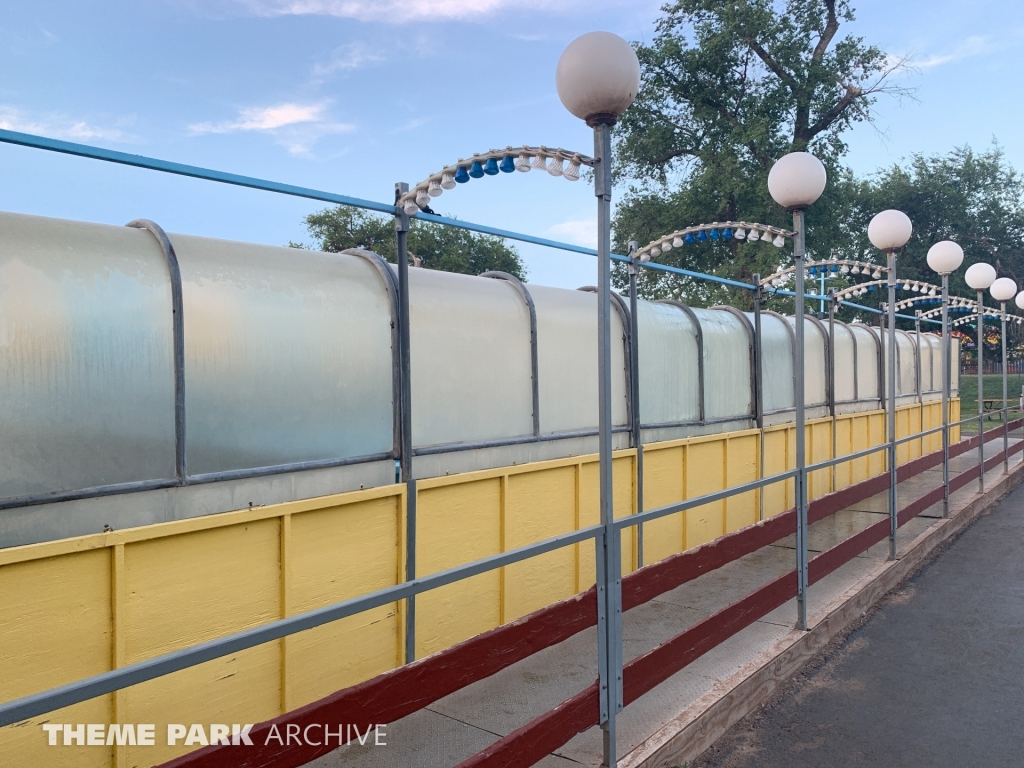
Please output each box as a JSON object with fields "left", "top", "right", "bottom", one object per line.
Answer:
{"left": 620, "top": 460, "right": 1024, "bottom": 768}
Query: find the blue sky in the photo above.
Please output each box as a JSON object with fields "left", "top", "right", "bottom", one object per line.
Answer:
{"left": 1, "top": 0, "right": 1022, "bottom": 289}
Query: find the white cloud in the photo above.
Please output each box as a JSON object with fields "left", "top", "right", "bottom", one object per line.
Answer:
{"left": 0, "top": 106, "right": 130, "bottom": 142}
{"left": 188, "top": 101, "right": 355, "bottom": 155}
{"left": 234, "top": 0, "right": 550, "bottom": 22}
{"left": 547, "top": 219, "right": 596, "bottom": 249}
{"left": 313, "top": 42, "right": 385, "bottom": 77}
{"left": 189, "top": 102, "right": 334, "bottom": 133}
{"left": 916, "top": 35, "right": 994, "bottom": 70}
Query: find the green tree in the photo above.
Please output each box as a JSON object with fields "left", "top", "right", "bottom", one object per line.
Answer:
{"left": 294, "top": 206, "right": 527, "bottom": 281}
{"left": 847, "top": 144, "right": 1024, "bottom": 347}
{"left": 613, "top": 0, "right": 906, "bottom": 306}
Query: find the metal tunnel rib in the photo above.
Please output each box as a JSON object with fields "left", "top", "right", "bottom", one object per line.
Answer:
{"left": 712, "top": 304, "right": 758, "bottom": 422}
{"left": 482, "top": 271, "right": 540, "bottom": 437}
{"left": 125, "top": 219, "right": 186, "bottom": 483}
{"left": 342, "top": 248, "right": 404, "bottom": 460}
{"left": 578, "top": 286, "right": 635, "bottom": 432}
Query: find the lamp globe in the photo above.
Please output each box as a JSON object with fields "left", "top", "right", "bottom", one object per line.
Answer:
{"left": 867, "top": 210, "right": 913, "bottom": 252}
{"left": 556, "top": 32, "right": 640, "bottom": 125}
{"left": 965, "top": 262, "right": 997, "bottom": 291}
{"left": 990, "top": 277, "right": 1017, "bottom": 302}
{"left": 767, "top": 153, "right": 827, "bottom": 210}
{"left": 926, "top": 241, "right": 964, "bottom": 275}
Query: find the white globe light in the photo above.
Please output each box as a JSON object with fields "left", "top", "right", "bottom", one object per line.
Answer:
{"left": 556, "top": 32, "right": 640, "bottom": 124}
{"left": 926, "top": 240, "right": 964, "bottom": 275}
{"left": 965, "top": 262, "right": 997, "bottom": 291}
{"left": 1015, "top": 291, "right": 1024, "bottom": 310}
{"left": 767, "top": 152, "right": 827, "bottom": 210}
{"left": 867, "top": 210, "right": 913, "bottom": 252}
{"left": 990, "top": 276, "right": 1017, "bottom": 302}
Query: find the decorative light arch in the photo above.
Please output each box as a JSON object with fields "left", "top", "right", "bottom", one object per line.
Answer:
{"left": 636, "top": 221, "right": 795, "bottom": 262}
{"left": 760, "top": 258, "right": 886, "bottom": 289}
{"left": 398, "top": 146, "right": 594, "bottom": 215}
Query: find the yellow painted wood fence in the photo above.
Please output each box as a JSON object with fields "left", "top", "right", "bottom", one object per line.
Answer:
{"left": 0, "top": 401, "right": 956, "bottom": 767}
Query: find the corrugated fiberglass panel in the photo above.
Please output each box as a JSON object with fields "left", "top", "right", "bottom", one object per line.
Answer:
{"left": 0, "top": 212, "right": 175, "bottom": 498}
{"left": 849, "top": 325, "right": 879, "bottom": 401}
{"left": 759, "top": 313, "right": 794, "bottom": 413}
{"left": 785, "top": 317, "right": 827, "bottom": 405}
{"left": 636, "top": 300, "right": 699, "bottom": 425}
{"left": 531, "top": 285, "right": 628, "bottom": 434}
{"left": 173, "top": 235, "right": 393, "bottom": 474}
{"left": 408, "top": 268, "right": 532, "bottom": 447}
{"left": 832, "top": 323, "right": 856, "bottom": 402}
{"left": 695, "top": 308, "right": 751, "bottom": 420}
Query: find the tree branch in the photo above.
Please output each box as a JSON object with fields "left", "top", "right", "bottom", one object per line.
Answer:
{"left": 811, "top": 0, "right": 839, "bottom": 62}
{"left": 744, "top": 37, "right": 798, "bottom": 91}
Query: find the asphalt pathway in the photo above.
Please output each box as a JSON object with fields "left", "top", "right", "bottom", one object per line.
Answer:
{"left": 694, "top": 480, "right": 1024, "bottom": 768}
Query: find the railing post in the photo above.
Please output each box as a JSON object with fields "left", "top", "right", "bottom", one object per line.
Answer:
{"left": 395, "top": 182, "right": 417, "bottom": 665}
{"left": 886, "top": 251, "right": 898, "bottom": 561}
{"left": 753, "top": 275, "right": 765, "bottom": 521}
{"left": 978, "top": 290, "right": 985, "bottom": 490}
{"left": 593, "top": 120, "right": 621, "bottom": 768}
{"left": 1002, "top": 301, "right": 1009, "bottom": 470}
{"left": 793, "top": 211, "right": 809, "bottom": 631}
{"left": 628, "top": 241, "right": 644, "bottom": 569}
{"left": 941, "top": 274, "right": 951, "bottom": 517}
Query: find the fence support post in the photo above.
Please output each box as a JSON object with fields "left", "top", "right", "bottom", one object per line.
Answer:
{"left": 395, "top": 182, "right": 417, "bottom": 665}
{"left": 793, "top": 211, "right": 809, "bottom": 631}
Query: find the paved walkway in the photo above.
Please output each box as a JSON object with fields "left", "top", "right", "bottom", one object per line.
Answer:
{"left": 694, "top": 460, "right": 1024, "bottom": 768}
{"left": 307, "top": 443, "right": 1023, "bottom": 768}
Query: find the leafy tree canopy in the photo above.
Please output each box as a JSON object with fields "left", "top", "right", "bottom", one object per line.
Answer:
{"left": 294, "top": 206, "right": 526, "bottom": 281}
{"left": 613, "top": 0, "right": 906, "bottom": 306}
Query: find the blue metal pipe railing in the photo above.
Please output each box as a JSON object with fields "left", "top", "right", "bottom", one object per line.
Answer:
{"left": 0, "top": 127, "right": 853, "bottom": 301}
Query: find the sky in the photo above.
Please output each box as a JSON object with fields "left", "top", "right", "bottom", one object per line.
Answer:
{"left": 0, "top": 0, "right": 1022, "bottom": 289}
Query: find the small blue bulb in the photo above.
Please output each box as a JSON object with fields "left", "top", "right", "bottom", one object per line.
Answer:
{"left": 830, "top": 264, "right": 839, "bottom": 273}
{"left": 454, "top": 165, "right": 470, "bottom": 183}
{"left": 809, "top": 266, "right": 818, "bottom": 276}
{"left": 483, "top": 157, "right": 499, "bottom": 176}
{"left": 722, "top": 227, "right": 733, "bottom": 240}
{"left": 696, "top": 230, "right": 708, "bottom": 242}
{"left": 684, "top": 232, "right": 696, "bottom": 244}
{"left": 868, "top": 285, "right": 876, "bottom": 292}
{"left": 469, "top": 160, "right": 485, "bottom": 178}
{"left": 499, "top": 154, "right": 515, "bottom": 173}
{"left": 709, "top": 228, "right": 720, "bottom": 240}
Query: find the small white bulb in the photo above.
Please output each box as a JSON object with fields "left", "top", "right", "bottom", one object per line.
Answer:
{"left": 661, "top": 240, "right": 672, "bottom": 252}
{"left": 547, "top": 157, "right": 564, "bottom": 177}
{"left": 773, "top": 234, "right": 785, "bottom": 247}
{"left": 672, "top": 236, "right": 684, "bottom": 248}
{"left": 851, "top": 265, "right": 861, "bottom": 275}
{"left": 531, "top": 154, "right": 548, "bottom": 171}
{"left": 516, "top": 154, "right": 532, "bottom": 172}
{"left": 761, "top": 230, "right": 773, "bottom": 242}
{"left": 441, "top": 172, "right": 456, "bottom": 190}
{"left": 841, "top": 264, "right": 850, "bottom": 274}
{"left": 639, "top": 252, "right": 651, "bottom": 263}
{"left": 403, "top": 200, "right": 420, "bottom": 215}
{"left": 428, "top": 179, "right": 442, "bottom": 197}
{"left": 734, "top": 228, "right": 747, "bottom": 240}
{"left": 415, "top": 188, "right": 430, "bottom": 208}
{"left": 563, "top": 159, "right": 581, "bottom": 181}
{"left": 650, "top": 246, "right": 662, "bottom": 257}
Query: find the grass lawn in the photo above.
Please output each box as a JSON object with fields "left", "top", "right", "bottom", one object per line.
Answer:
{"left": 958, "top": 373, "right": 1024, "bottom": 433}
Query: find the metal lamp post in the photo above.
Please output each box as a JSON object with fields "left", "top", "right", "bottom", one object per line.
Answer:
{"left": 990, "top": 277, "right": 1017, "bottom": 469}
{"left": 556, "top": 31, "right": 640, "bottom": 768}
{"left": 868, "top": 210, "right": 913, "bottom": 561}
{"left": 767, "top": 152, "right": 828, "bottom": 631}
{"left": 966, "top": 262, "right": 997, "bottom": 488}
{"left": 927, "top": 240, "right": 965, "bottom": 517}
